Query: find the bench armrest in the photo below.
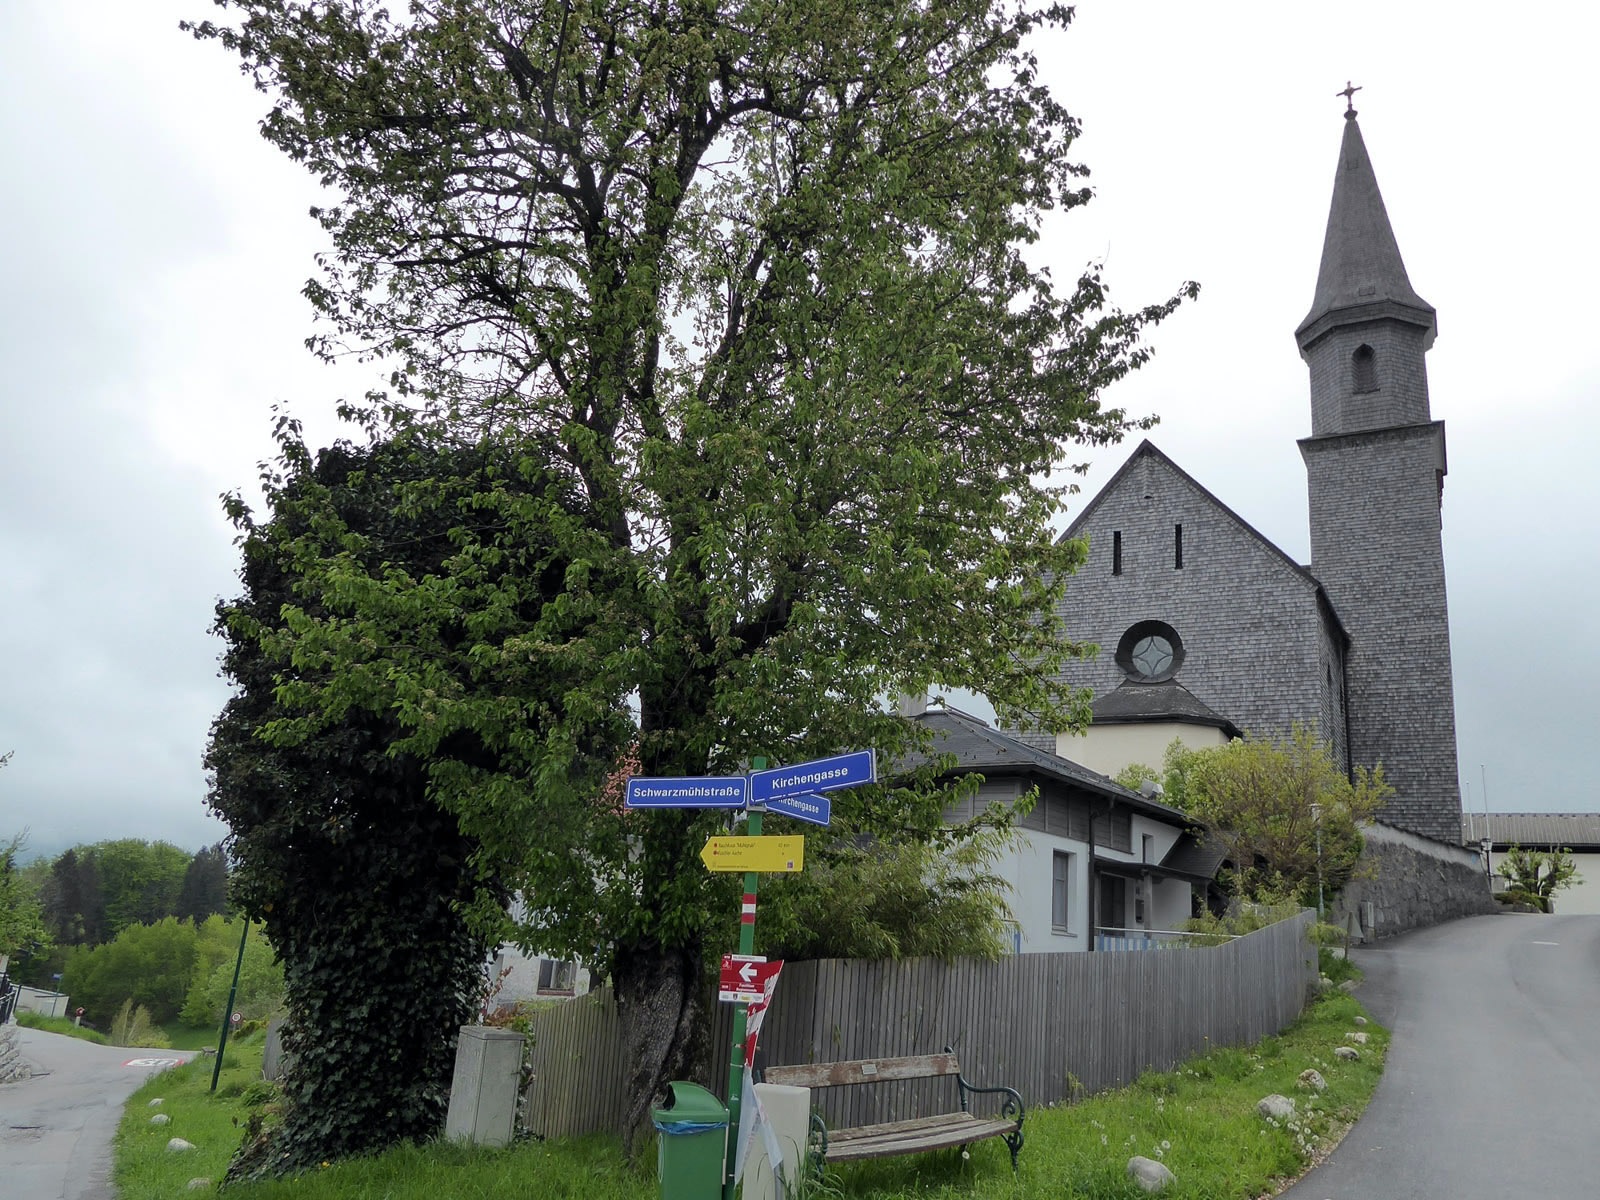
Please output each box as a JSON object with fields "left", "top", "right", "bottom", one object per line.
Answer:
{"left": 956, "top": 1078, "right": 1025, "bottom": 1122}
{"left": 945, "top": 1046, "right": 1025, "bottom": 1124}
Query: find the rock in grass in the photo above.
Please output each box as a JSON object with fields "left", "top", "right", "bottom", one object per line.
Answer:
{"left": 166, "top": 1138, "right": 196, "bottom": 1153}
{"left": 1297, "top": 1068, "right": 1327, "bottom": 1091}
{"left": 1127, "top": 1156, "right": 1176, "bottom": 1193}
{"left": 1338, "top": 979, "right": 1359, "bottom": 993}
{"left": 1354, "top": 1015, "right": 1368, "bottom": 1026}
{"left": 186, "top": 1178, "right": 213, "bottom": 1191}
{"left": 1257, "top": 1094, "right": 1296, "bottom": 1121}
{"left": 1334, "top": 1046, "right": 1360, "bottom": 1061}
{"left": 150, "top": 1113, "right": 171, "bottom": 1126}
{"left": 1345, "top": 1031, "right": 1369, "bottom": 1044}
{"left": 147, "top": 1098, "right": 164, "bottom": 1107}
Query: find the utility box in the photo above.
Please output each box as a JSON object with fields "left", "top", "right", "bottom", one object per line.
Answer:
{"left": 653, "top": 1081, "right": 728, "bottom": 1200}
{"left": 741, "top": 1083, "right": 810, "bottom": 1200}
{"left": 444, "top": 1026, "right": 525, "bottom": 1147}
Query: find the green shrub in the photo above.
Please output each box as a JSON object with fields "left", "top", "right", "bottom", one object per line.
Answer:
{"left": 110, "top": 1000, "right": 172, "bottom": 1048}
{"left": 1496, "top": 888, "right": 1546, "bottom": 911}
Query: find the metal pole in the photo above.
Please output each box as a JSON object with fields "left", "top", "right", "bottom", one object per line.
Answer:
{"left": 1311, "top": 802, "right": 1324, "bottom": 920}
{"left": 211, "top": 920, "right": 249, "bottom": 1092}
{"left": 723, "top": 759, "right": 765, "bottom": 1200}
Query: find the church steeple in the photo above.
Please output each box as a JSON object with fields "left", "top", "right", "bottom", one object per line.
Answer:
{"left": 1295, "top": 111, "right": 1437, "bottom": 438}
{"left": 1297, "top": 113, "right": 1436, "bottom": 350}
{"left": 1298, "top": 100, "right": 1462, "bottom": 845}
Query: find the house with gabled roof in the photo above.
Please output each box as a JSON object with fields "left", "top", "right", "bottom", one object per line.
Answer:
{"left": 902, "top": 702, "right": 1216, "bottom": 951}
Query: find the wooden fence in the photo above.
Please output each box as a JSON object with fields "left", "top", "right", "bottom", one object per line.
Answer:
{"left": 522, "top": 910, "right": 1316, "bottom": 1139}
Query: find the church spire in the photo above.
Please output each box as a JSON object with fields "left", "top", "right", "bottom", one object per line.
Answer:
{"left": 1296, "top": 111, "right": 1435, "bottom": 353}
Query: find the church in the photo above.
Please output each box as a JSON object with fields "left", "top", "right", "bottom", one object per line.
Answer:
{"left": 1045, "top": 103, "right": 1462, "bottom": 847}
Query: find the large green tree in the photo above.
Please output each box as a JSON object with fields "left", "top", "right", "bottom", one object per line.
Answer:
{"left": 40, "top": 847, "right": 106, "bottom": 946}
{"left": 59, "top": 916, "right": 200, "bottom": 1026}
{"left": 2, "top": 833, "right": 51, "bottom": 967}
{"left": 176, "top": 844, "right": 230, "bottom": 924}
{"left": 192, "top": 0, "right": 1191, "bottom": 1156}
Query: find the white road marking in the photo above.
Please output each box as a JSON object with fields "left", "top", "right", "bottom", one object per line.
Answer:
{"left": 1531, "top": 940, "right": 1560, "bottom": 946}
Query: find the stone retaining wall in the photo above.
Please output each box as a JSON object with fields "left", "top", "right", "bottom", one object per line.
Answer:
{"left": 1333, "top": 820, "right": 1497, "bottom": 940}
{"left": 0, "top": 1023, "right": 30, "bottom": 1084}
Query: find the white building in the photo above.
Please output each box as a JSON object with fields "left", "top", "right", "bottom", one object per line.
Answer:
{"left": 907, "top": 705, "right": 1217, "bottom": 951}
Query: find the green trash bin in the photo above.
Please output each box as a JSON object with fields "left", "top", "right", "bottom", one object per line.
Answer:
{"left": 653, "top": 1081, "right": 728, "bottom": 1200}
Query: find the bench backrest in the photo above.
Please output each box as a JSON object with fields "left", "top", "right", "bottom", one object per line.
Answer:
{"left": 763, "top": 1052, "right": 961, "bottom": 1090}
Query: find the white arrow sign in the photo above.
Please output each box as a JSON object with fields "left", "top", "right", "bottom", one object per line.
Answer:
{"left": 718, "top": 953, "right": 770, "bottom": 1003}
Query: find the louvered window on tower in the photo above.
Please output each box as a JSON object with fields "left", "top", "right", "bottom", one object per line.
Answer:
{"left": 1352, "top": 343, "right": 1379, "bottom": 392}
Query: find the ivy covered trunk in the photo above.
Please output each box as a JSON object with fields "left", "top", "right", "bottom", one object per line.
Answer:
{"left": 217, "top": 756, "right": 496, "bottom": 1181}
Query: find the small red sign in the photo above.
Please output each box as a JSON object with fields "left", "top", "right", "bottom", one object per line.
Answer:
{"left": 718, "top": 954, "right": 780, "bottom": 1004}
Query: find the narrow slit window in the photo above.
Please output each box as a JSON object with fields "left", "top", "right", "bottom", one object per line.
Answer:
{"left": 1112, "top": 530, "right": 1123, "bottom": 576}
{"left": 1174, "top": 523, "right": 1184, "bottom": 569}
{"left": 1352, "top": 343, "right": 1378, "bottom": 392}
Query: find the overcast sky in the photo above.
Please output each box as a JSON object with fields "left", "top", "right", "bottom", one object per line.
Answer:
{"left": 2, "top": 2, "right": 1594, "bottom": 859}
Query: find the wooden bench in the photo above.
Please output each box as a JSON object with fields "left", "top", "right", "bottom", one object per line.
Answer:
{"left": 762, "top": 1050, "right": 1024, "bottom": 1172}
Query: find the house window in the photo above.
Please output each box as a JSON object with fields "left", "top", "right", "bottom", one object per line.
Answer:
{"left": 1052, "top": 852, "right": 1072, "bottom": 931}
{"left": 1142, "top": 834, "right": 1155, "bottom": 865}
{"left": 537, "top": 958, "right": 577, "bottom": 993}
{"left": 1352, "top": 344, "right": 1378, "bottom": 392}
{"left": 1112, "top": 530, "right": 1123, "bottom": 576}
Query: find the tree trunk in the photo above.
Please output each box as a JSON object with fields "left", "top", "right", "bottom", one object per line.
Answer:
{"left": 613, "top": 938, "right": 707, "bottom": 1160}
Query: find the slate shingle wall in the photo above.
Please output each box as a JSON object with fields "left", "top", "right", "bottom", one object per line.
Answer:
{"left": 1050, "top": 452, "right": 1341, "bottom": 763}
{"left": 1302, "top": 421, "right": 1461, "bottom": 843}
{"left": 1303, "top": 320, "right": 1432, "bottom": 436}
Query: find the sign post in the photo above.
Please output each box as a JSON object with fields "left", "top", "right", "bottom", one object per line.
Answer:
{"left": 620, "top": 749, "right": 872, "bottom": 1200}
{"left": 721, "top": 760, "right": 766, "bottom": 1200}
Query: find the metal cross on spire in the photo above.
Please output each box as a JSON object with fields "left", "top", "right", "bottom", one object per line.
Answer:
{"left": 1338, "top": 81, "right": 1362, "bottom": 119}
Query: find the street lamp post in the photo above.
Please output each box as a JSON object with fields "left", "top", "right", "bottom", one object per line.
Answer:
{"left": 1310, "top": 802, "right": 1324, "bottom": 920}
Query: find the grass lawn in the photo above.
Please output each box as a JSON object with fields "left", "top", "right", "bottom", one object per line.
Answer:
{"left": 115, "top": 989, "right": 1384, "bottom": 1200}
{"left": 15, "top": 1011, "right": 109, "bottom": 1044}
{"left": 161, "top": 1023, "right": 226, "bottom": 1051}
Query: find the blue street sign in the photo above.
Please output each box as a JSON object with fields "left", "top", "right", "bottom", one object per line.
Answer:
{"left": 625, "top": 776, "right": 747, "bottom": 809}
{"left": 765, "top": 791, "right": 831, "bottom": 826}
{"left": 750, "top": 750, "right": 876, "bottom": 804}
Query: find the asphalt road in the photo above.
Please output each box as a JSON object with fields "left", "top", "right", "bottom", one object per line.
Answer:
{"left": 1281, "top": 912, "right": 1600, "bottom": 1199}
{"left": 0, "top": 1027, "right": 193, "bottom": 1200}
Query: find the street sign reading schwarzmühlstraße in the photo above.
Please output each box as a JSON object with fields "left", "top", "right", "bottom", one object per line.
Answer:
{"left": 624, "top": 776, "right": 748, "bottom": 809}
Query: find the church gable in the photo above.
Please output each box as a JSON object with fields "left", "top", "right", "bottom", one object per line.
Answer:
{"left": 1053, "top": 441, "right": 1347, "bottom": 764}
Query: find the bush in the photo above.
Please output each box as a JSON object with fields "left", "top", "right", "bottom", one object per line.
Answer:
{"left": 1496, "top": 888, "right": 1546, "bottom": 912}
{"left": 109, "top": 999, "right": 172, "bottom": 1048}
{"left": 60, "top": 917, "right": 199, "bottom": 1025}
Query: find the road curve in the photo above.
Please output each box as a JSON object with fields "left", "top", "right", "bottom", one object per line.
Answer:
{"left": 1281, "top": 912, "right": 1600, "bottom": 1200}
{"left": 0, "top": 1027, "right": 194, "bottom": 1200}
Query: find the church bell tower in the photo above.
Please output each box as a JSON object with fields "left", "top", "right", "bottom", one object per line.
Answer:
{"left": 1296, "top": 99, "right": 1462, "bottom": 843}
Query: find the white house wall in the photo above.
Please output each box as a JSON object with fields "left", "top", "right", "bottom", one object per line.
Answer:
{"left": 1490, "top": 851, "right": 1600, "bottom": 915}
{"left": 1057, "top": 722, "right": 1228, "bottom": 781}
{"left": 995, "top": 832, "right": 1093, "bottom": 952}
